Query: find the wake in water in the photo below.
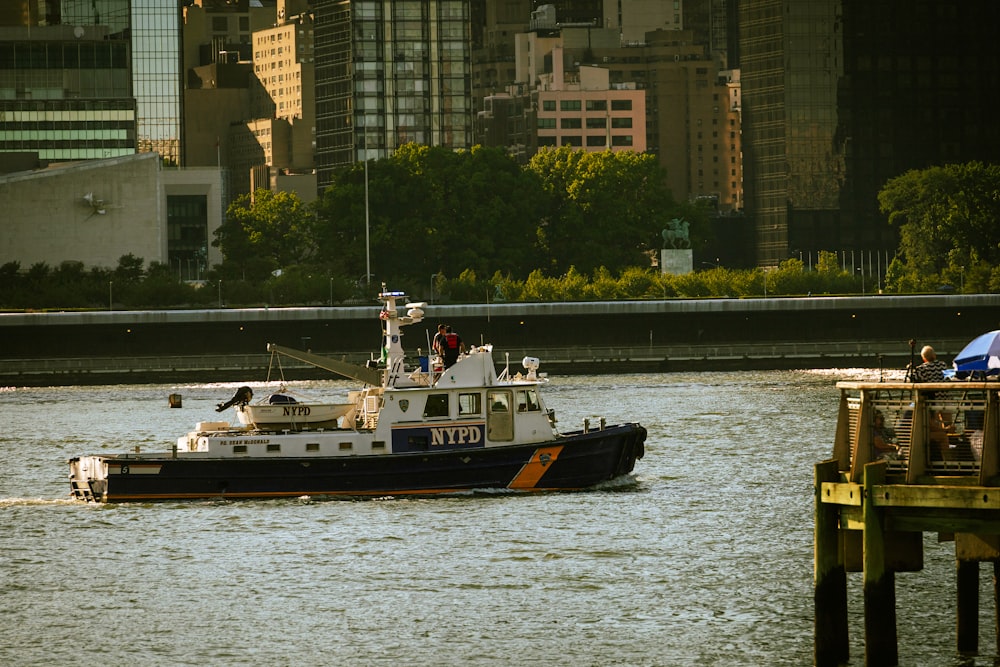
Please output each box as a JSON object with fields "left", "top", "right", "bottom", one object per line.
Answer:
{"left": 0, "top": 497, "right": 80, "bottom": 508}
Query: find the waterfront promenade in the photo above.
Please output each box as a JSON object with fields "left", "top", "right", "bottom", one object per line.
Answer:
{"left": 1, "top": 293, "right": 995, "bottom": 386}
{"left": 1, "top": 339, "right": 965, "bottom": 387}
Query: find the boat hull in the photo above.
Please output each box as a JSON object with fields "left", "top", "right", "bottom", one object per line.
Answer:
{"left": 69, "top": 424, "right": 645, "bottom": 502}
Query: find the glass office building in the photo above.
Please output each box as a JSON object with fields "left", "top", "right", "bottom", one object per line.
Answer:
{"left": 740, "top": 0, "right": 1000, "bottom": 266}
{"left": 132, "top": 0, "right": 182, "bottom": 165}
{"left": 0, "top": 0, "right": 181, "bottom": 165}
{"left": 0, "top": 0, "right": 135, "bottom": 160}
{"left": 314, "top": 0, "right": 472, "bottom": 190}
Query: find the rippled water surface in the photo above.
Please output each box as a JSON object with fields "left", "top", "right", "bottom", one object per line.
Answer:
{"left": 2, "top": 370, "right": 996, "bottom": 666}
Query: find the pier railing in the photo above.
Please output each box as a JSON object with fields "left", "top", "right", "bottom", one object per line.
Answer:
{"left": 835, "top": 381, "right": 999, "bottom": 482}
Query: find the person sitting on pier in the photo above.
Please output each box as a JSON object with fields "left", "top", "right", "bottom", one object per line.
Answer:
{"left": 928, "top": 409, "right": 958, "bottom": 458}
{"left": 910, "top": 345, "right": 949, "bottom": 383}
{"left": 872, "top": 411, "right": 900, "bottom": 460}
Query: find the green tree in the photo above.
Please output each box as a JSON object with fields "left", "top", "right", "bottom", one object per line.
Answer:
{"left": 314, "top": 144, "right": 548, "bottom": 285}
{"left": 215, "top": 190, "right": 315, "bottom": 279}
{"left": 527, "top": 147, "right": 679, "bottom": 274}
{"left": 878, "top": 161, "right": 1000, "bottom": 281}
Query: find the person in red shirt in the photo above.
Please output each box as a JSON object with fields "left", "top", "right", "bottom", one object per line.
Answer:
{"left": 442, "top": 325, "right": 464, "bottom": 368}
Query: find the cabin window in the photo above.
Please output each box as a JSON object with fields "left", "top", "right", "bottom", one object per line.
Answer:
{"left": 516, "top": 389, "right": 541, "bottom": 412}
{"left": 339, "top": 442, "right": 352, "bottom": 451}
{"left": 424, "top": 393, "right": 449, "bottom": 418}
{"left": 233, "top": 445, "right": 248, "bottom": 454}
{"left": 306, "top": 443, "right": 319, "bottom": 452}
{"left": 267, "top": 444, "right": 281, "bottom": 452}
{"left": 459, "top": 392, "right": 482, "bottom": 415}
{"left": 487, "top": 390, "right": 513, "bottom": 441}
{"left": 489, "top": 392, "right": 509, "bottom": 412}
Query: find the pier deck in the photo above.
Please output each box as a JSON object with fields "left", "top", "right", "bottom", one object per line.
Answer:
{"left": 816, "top": 380, "right": 1000, "bottom": 666}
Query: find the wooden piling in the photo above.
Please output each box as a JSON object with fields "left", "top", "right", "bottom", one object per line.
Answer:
{"left": 863, "top": 461, "right": 898, "bottom": 667}
{"left": 995, "top": 561, "right": 1000, "bottom": 656}
{"left": 957, "top": 559, "right": 979, "bottom": 653}
{"left": 815, "top": 459, "right": 849, "bottom": 666}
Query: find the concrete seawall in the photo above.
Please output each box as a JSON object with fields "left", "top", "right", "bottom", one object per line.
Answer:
{"left": 1, "top": 294, "right": 996, "bottom": 386}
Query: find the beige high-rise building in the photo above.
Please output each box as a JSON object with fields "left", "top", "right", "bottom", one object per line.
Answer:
{"left": 184, "top": 0, "right": 316, "bottom": 201}
{"left": 252, "top": 5, "right": 316, "bottom": 177}
{"left": 531, "top": 44, "right": 647, "bottom": 153}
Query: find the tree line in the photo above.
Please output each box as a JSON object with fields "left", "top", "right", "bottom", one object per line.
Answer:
{"left": 2, "top": 152, "right": 998, "bottom": 310}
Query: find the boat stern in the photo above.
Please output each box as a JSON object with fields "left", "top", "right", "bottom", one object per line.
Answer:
{"left": 69, "top": 455, "right": 108, "bottom": 502}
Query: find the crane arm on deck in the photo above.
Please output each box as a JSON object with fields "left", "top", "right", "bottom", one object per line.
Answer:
{"left": 266, "top": 343, "right": 383, "bottom": 386}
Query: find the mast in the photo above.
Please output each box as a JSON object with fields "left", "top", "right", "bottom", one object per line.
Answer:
{"left": 378, "top": 287, "right": 426, "bottom": 386}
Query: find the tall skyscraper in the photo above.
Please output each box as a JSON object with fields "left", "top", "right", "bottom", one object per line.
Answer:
{"left": 132, "top": 0, "right": 182, "bottom": 165}
{"left": 314, "top": 0, "right": 473, "bottom": 191}
{"left": 739, "top": 0, "right": 1000, "bottom": 266}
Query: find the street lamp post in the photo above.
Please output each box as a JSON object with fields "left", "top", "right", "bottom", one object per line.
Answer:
{"left": 364, "top": 126, "right": 371, "bottom": 289}
{"left": 329, "top": 276, "right": 334, "bottom": 306}
{"left": 109, "top": 281, "right": 113, "bottom": 311}
{"left": 218, "top": 279, "right": 223, "bottom": 308}
{"left": 858, "top": 267, "right": 865, "bottom": 296}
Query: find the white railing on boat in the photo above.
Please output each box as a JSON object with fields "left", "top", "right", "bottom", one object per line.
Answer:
{"left": 834, "top": 381, "right": 1000, "bottom": 483}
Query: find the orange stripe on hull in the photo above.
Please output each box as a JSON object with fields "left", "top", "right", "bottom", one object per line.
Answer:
{"left": 105, "top": 487, "right": 518, "bottom": 502}
{"left": 507, "top": 445, "right": 564, "bottom": 490}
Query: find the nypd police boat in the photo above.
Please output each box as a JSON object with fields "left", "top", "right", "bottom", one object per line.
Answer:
{"left": 68, "top": 288, "right": 646, "bottom": 502}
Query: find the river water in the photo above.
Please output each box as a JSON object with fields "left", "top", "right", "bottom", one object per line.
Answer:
{"left": 1, "top": 370, "right": 996, "bottom": 666}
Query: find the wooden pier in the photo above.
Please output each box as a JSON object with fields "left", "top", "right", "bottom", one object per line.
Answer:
{"left": 815, "top": 380, "right": 1000, "bottom": 666}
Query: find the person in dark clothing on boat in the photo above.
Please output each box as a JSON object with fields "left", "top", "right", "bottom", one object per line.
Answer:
{"left": 433, "top": 324, "right": 448, "bottom": 358}
{"left": 441, "top": 325, "right": 464, "bottom": 368}
{"left": 910, "top": 345, "right": 949, "bottom": 382}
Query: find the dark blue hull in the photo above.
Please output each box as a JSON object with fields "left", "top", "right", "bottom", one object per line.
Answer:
{"left": 71, "top": 424, "right": 646, "bottom": 502}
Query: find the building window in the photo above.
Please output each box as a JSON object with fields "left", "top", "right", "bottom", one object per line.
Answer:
{"left": 538, "top": 136, "right": 557, "bottom": 146}
{"left": 611, "top": 135, "right": 633, "bottom": 146}
{"left": 537, "top": 118, "right": 556, "bottom": 129}
{"left": 585, "top": 100, "right": 607, "bottom": 111}
{"left": 611, "top": 100, "right": 632, "bottom": 111}
{"left": 560, "top": 100, "right": 582, "bottom": 112}
{"left": 586, "top": 135, "right": 606, "bottom": 147}
{"left": 586, "top": 118, "right": 606, "bottom": 129}
{"left": 562, "top": 136, "right": 582, "bottom": 146}
{"left": 561, "top": 118, "right": 582, "bottom": 129}
{"left": 542, "top": 100, "right": 556, "bottom": 111}
{"left": 611, "top": 118, "right": 632, "bottom": 128}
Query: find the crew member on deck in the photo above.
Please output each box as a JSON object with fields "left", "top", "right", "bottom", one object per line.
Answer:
{"left": 442, "top": 325, "right": 465, "bottom": 369}
{"left": 432, "top": 324, "right": 448, "bottom": 358}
